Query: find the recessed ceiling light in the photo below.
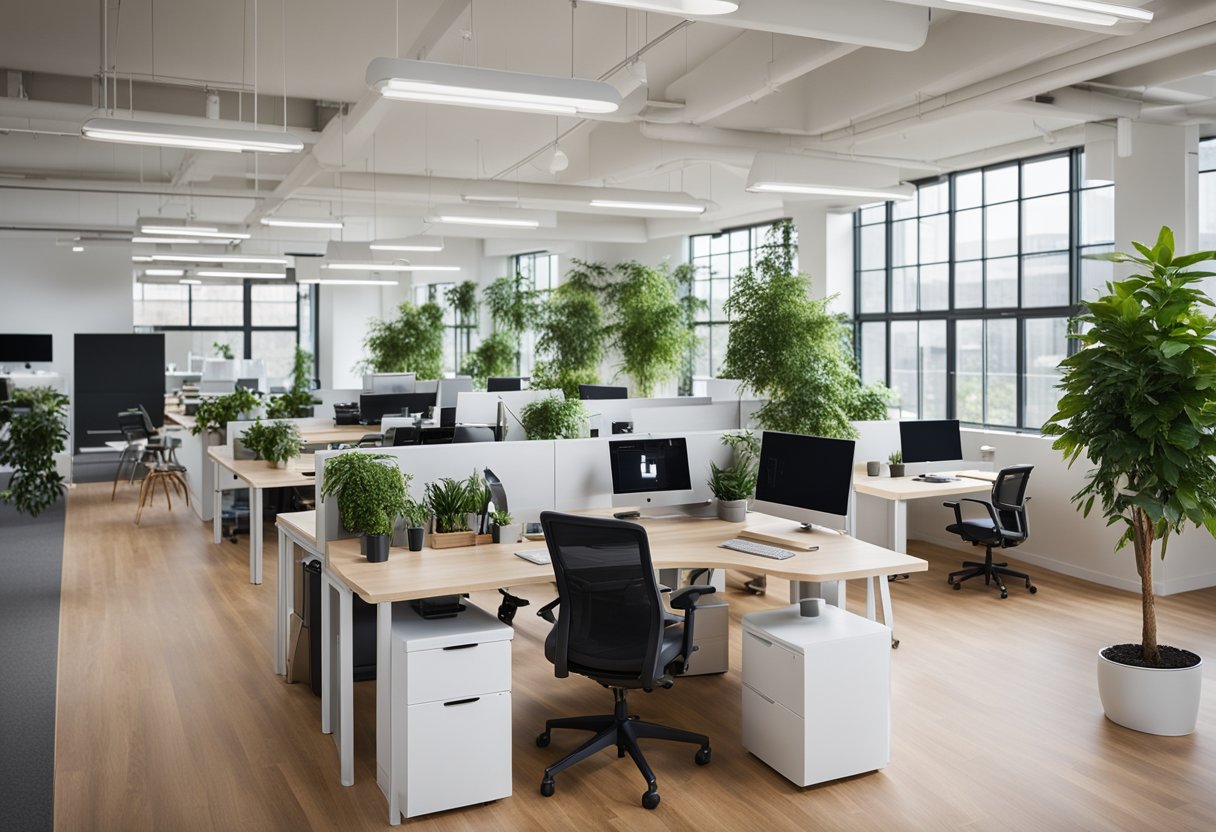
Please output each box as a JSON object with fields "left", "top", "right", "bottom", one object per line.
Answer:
{"left": 143, "top": 269, "right": 186, "bottom": 277}
{"left": 82, "top": 117, "right": 304, "bottom": 154}
{"left": 260, "top": 217, "right": 345, "bottom": 229}
{"left": 71, "top": 246, "right": 84, "bottom": 252}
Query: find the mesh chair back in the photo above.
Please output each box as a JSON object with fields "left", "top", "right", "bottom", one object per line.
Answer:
{"left": 992, "top": 465, "right": 1033, "bottom": 538}
{"left": 118, "top": 410, "right": 148, "bottom": 442}
{"left": 540, "top": 511, "right": 666, "bottom": 687}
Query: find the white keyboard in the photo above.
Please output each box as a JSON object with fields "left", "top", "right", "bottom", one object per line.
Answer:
{"left": 514, "top": 549, "right": 551, "bottom": 565}
{"left": 719, "top": 538, "right": 796, "bottom": 560}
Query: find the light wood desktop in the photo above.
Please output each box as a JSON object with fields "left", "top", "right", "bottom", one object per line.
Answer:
{"left": 320, "top": 510, "right": 926, "bottom": 820}
{"left": 852, "top": 467, "right": 994, "bottom": 553}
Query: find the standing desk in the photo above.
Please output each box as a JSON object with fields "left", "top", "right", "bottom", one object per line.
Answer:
{"left": 852, "top": 467, "right": 995, "bottom": 554}
{"left": 274, "top": 511, "right": 320, "bottom": 676}
{"left": 320, "top": 511, "right": 926, "bottom": 823}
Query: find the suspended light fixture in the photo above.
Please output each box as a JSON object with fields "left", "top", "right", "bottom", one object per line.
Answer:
{"left": 323, "top": 263, "right": 460, "bottom": 272}
{"left": 195, "top": 270, "right": 288, "bottom": 279}
{"left": 745, "top": 152, "right": 916, "bottom": 202}
{"left": 81, "top": 117, "right": 304, "bottom": 153}
{"left": 578, "top": 0, "right": 739, "bottom": 15}
{"left": 137, "top": 253, "right": 289, "bottom": 265}
{"left": 369, "top": 236, "right": 445, "bottom": 252}
{"left": 889, "top": 0, "right": 1151, "bottom": 27}
{"left": 589, "top": 198, "right": 706, "bottom": 214}
{"left": 136, "top": 219, "right": 251, "bottom": 241}
{"left": 297, "top": 277, "right": 400, "bottom": 286}
{"left": 180, "top": 279, "right": 203, "bottom": 285}
{"left": 366, "top": 58, "right": 621, "bottom": 116}
{"left": 260, "top": 217, "right": 344, "bottom": 229}
{"left": 143, "top": 269, "right": 186, "bottom": 277}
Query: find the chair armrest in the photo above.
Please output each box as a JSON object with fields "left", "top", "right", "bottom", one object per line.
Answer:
{"left": 956, "top": 497, "right": 1005, "bottom": 533}
{"left": 943, "top": 500, "right": 963, "bottom": 526}
{"left": 669, "top": 584, "right": 716, "bottom": 611}
{"left": 536, "top": 597, "right": 560, "bottom": 624}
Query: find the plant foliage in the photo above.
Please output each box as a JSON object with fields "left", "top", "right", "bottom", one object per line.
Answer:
{"left": 426, "top": 477, "right": 472, "bottom": 533}
{"left": 401, "top": 496, "right": 430, "bottom": 530}
{"left": 604, "top": 260, "right": 698, "bottom": 397}
{"left": 519, "top": 395, "right": 587, "bottom": 440}
{"left": 320, "top": 453, "right": 410, "bottom": 537}
{"left": 484, "top": 274, "right": 540, "bottom": 337}
{"left": 361, "top": 300, "right": 445, "bottom": 379}
{"left": 532, "top": 264, "right": 608, "bottom": 397}
{"left": 708, "top": 430, "right": 760, "bottom": 502}
{"left": 212, "top": 340, "right": 234, "bottom": 360}
{"left": 722, "top": 220, "right": 891, "bottom": 439}
{"left": 192, "top": 388, "right": 262, "bottom": 436}
{"left": 462, "top": 330, "right": 518, "bottom": 389}
{"left": 267, "top": 347, "right": 318, "bottom": 419}
{"left": 240, "top": 419, "right": 302, "bottom": 463}
{"left": 1042, "top": 226, "right": 1216, "bottom": 666}
{"left": 490, "top": 509, "right": 513, "bottom": 526}
{"left": 0, "top": 386, "right": 70, "bottom": 517}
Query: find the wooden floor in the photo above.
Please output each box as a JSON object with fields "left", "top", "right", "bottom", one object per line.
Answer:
{"left": 55, "top": 480, "right": 1216, "bottom": 831}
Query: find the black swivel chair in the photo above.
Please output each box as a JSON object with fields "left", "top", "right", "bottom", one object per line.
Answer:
{"left": 535, "top": 511, "right": 714, "bottom": 810}
{"left": 943, "top": 464, "right": 1038, "bottom": 598}
{"left": 452, "top": 425, "right": 496, "bottom": 443}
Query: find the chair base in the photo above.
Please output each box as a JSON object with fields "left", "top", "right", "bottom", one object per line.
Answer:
{"left": 537, "top": 687, "right": 710, "bottom": 810}
{"left": 948, "top": 545, "right": 1037, "bottom": 599}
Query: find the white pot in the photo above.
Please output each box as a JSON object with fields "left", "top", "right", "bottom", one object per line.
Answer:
{"left": 274, "top": 459, "right": 289, "bottom": 469}
{"left": 1096, "top": 648, "right": 1203, "bottom": 736}
{"left": 717, "top": 498, "right": 748, "bottom": 523}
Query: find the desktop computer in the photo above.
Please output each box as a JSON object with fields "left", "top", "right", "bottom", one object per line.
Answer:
{"left": 745, "top": 431, "right": 855, "bottom": 547}
{"left": 360, "top": 392, "right": 424, "bottom": 423}
{"left": 580, "top": 384, "right": 628, "bottom": 400}
{"left": 608, "top": 436, "right": 696, "bottom": 513}
{"left": 899, "top": 419, "right": 963, "bottom": 464}
{"left": 486, "top": 377, "right": 523, "bottom": 392}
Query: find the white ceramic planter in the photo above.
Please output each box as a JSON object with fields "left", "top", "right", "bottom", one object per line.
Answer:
{"left": 1096, "top": 649, "right": 1203, "bottom": 736}
{"left": 717, "top": 499, "right": 748, "bottom": 523}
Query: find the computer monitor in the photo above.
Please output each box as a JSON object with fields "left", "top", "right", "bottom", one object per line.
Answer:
{"left": 436, "top": 377, "right": 474, "bottom": 411}
{"left": 580, "top": 384, "right": 628, "bottom": 400}
{"left": 750, "top": 431, "right": 855, "bottom": 534}
{"left": 0, "top": 333, "right": 52, "bottom": 367}
{"left": 362, "top": 372, "right": 416, "bottom": 394}
{"left": 487, "top": 377, "right": 522, "bottom": 392}
{"left": 608, "top": 437, "right": 694, "bottom": 510}
{"left": 899, "top": 419, "right": 963, "bottom": 464}
{"left": 359, "top": 392, "right": 417, "bottom": 423}
{"left": 235, "top": 377, "right": 261, "bottom": 393}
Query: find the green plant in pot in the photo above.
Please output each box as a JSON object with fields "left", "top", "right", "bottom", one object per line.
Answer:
{"left": 426, "top": 476, "right": 478, "bottom": 548}
{"left": 212, "top": 340, "right": 234, "bottom": 360}
{"left": 531, "top": 262, "right": 607, "bottom": 398}
{"left": 402, "top": 497, "right": 429, "bottom": 552}
{"left": 464, "top": 468, "right": 492, "bottom": 535}
{"left": 319, "top": 452, "right": 409, "bottom": 563}
{"left": 267, "top": 347, "right": 318, "bottom": 418}
{"left": 708, "top": 431, "right": 759, "bottom": 522}
{"left": 241, "top": 420, "right": 302, "bottom": 468}
{"left": 888, "top": 451, "right": 905, "bottom": 478}
{"left": 1042, "top": 227, "right": 1216, "bottom": 736}
{"left": 0, "top": 386, "right": 70, "bottom": 517}
{"left": 519, "top": 395, "right": 587, "bottom": 440}
{"left": 192, "top": 388, "right": 262, "bottom": 438}
{"left": 490, "top": 509, "right": 520, "bottom": 545}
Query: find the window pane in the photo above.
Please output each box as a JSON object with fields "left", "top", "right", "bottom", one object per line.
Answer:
{"left": 1022, "top": 253, "right": 1070, "bottom": 307}
{"left": 892, "top": 219, "right": 918, "bottom": 266}
{"left": 890, "top": 321, "right": 919, "bottom": 418}
{"left": 920, "top": 214, "right": 949, "bottom": 263}
{"left": 191, "top": 284, "right": 244, "bottom": 326}
{"left": 710, "top": 232, "right": 728, "bottom": 255}
{"left": 986, "top": 257, "right": 1018, "bottom": 308}
{"left": 710, "top": 323, "right": 729, "bottom": 378}
{"left": 1080, "top": 186, "right": 1114, "bottom": 246}
{"left": 1022, "top": 193, "right": 1069, "bottom": 253}
{"left": 1080, "top": 244, "right": 1114, "bottom": 301}
{"left": 133, "top": 282, "right": 189, "bottom": 326}
{"left": 985, "top": 202, "right": 1018, "bottom": 257}
{"left": 920, "top": 264, "right": 949, "bottom": 311}
{"left": 985, "top": 165, "right": 1018, "bottom": 204}
{"left": 892, "top": 267, "right": 917, "bottom": 313}
{"left": 693, "top": 327, "right": 711, "bottom": 378}
{"left": 1024, "top": 317, "right": 1068, "bottom": 429}
{"left": 892, "top": 191, "right": 918, "bottom": 221}
{"left": 955, "top": 208, "right": 982, "bottom": 261}
{"left": 1022, "top": 156, "right": 1069, "bottom": 198}
{"left": 921, "top": 320, "right": 947, "bottom": 420}
{"left": 859, "top": 271, "right": 886, "bottom": 314}
{"left": 859, "top": 204, "right": 886, "bottom": 225}
{"left": 710, "top": 278, "right": 730, "bottom": 322}
{"left": 955, "top": 261, "right": 983, "bottom": 309}
{"left": 729, "top": 229, "right": 749, "bottom": 252}
{"left": 193, "top": 330, "right": 243, "bottom": 362}
{"left": 694, "top": 277, "right": 711, "bottom": 322}
{"left": 955, "top": 319, "right": 984, "bottom": 424}
{"left": 986, "top": 319, "right": 1017, "bottom": 426}
{"left": 860, "top": 224, "right": 886, "bottom": 271}
{"left": 692, "top": 234, "right": 710, "bottom": 259}
{"left": 920, "top": 181, "right": 948, "bottom": 215}
{"left": 252, "top": 330, "right": 299, "bottom": 383}
{"left": 251, "top": 283, "right": 297, "bottom": 326}
{"left": 956, "top": 171, "right": 982, "bottom": 210}
{"left": 860, "top": 322, "right": 886, "bottom": 387}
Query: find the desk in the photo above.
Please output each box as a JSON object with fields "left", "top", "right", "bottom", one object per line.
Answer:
{"left": 274, "top": 511, "right": 319, "bottom": 676}
{"left": 852, "top": 469, "right": 992, "bottom": 554}
{"left": 321, "top": 511, "right": 926, "bottom": 823}
{"left": 208, "top": 446, "right": 316, "bottom": 584}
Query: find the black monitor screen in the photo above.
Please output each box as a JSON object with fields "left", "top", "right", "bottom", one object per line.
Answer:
{"left": 899, "top": 419, "right": 963, "bottom": 463}
{"left": 360, "top": 392, "right": 434, "bottom": 422}
{"left": 609, "top": 437, "right": 692, "bottom": 495}
{"left": 0, "top": 334, "right": 52, "bottom": 363}
{"left": 580, "top": 384, "right": 628, "bottom": 400}
{"left": 487, "top": 377, "right": 522, "bottom": 392}
{"left": 755, "top": 431, "right": 854, "bottom": 517}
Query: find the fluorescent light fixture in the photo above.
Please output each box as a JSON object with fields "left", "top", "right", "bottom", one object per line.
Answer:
{"left": 260, "top": 217, "right": 344, "bottom": 229}
{"left": 81, "top": 117, "right": 304, "bottom": 154}
{"left": 323, "top": 262, "right": 460, "bottom": 272}
{"left": 179, "top": 279, "right": 202, "bottom": 285}
{"left": 297, "top": 278, "right": 400, "bottom": 286}
{"left": 144, "top": 269, "right": 186, "bottom": 277}
{"left": 1044, "top": 0, "right": 1152, "bottom": 20}
{"left": 367, "top": 57, "right": 621, "bottom": 116}
{"left": 195, "top": 270, "right": 288, "bottom": 279}
{"left": 578, "top": 0, "right": 739, "bottom": 15}
{"left": 369, "top": 236, "right": 445, "bottom": 252}
{"left": 140, "top": 254, "right": 289, "bottom": 265}
{"left": 747, "top": 182, "right": 915, "bottom": 200}
{"left": 746, "top": 152, "right": 916, "bottom": 203}
{"left": 137, "top": 220, "right": 250, "bottom": 241}
{"left": 71, "top": 246, "right": 84, "bottom": 252}
{"left": 461, "top": 194, "right": 522, "bottom": 204}
{"left": 945, "top": 0, "right": 1116, "bottom": 24}
{"left": 428, "top": 214, "right": 540, "bottom": 229}
{"left": 589, "top": 198, "right": 706, "bottom": 214}
{"left": 132, "top": 236, "right": 198, "bottom": 245}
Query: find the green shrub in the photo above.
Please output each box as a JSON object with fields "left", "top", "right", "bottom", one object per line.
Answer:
{"left": 319, "top": 453, "right": 409, "bottom": 537}
{"left": 0, "top": 386, "right": 70, "bottom": 517}
{"left": 426, "top": 477, "right": 471, "bottom": 533}
{"left": 361, "top": 301, "right": 445, "bottom": 379}
{"left": 241, "top": 420, "right": 302, "bottom": 463}
{"left": 192, "top": 388, "right": 262, "bottom": 436}
{"left": 519, "top": 395, "right": 587, "bottom": 440}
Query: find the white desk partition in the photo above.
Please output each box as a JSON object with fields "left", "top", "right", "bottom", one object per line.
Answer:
{"left": 630, "top": 401, "right": 765, "bottom": 434}
{"left": 584, "top": 396, "right": 712, "bottom": 436}
{"left": 312, "top": 388, "right": 361, "bottom": 415}
{"left": 455, "top": 389, "right": 563, "bottom": 441}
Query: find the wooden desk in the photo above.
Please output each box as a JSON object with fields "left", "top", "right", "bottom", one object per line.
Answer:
{"left": 852, "top": 469, "right": 993, "bottom": 553}
{"left": 274, "top": 511, "right": 319, "bottom": 676}
{"left": 164, "top": 411, "right": 197, "bottom": 431}
{"left": 321, "top": 512, "right": 926, "bottom": 819}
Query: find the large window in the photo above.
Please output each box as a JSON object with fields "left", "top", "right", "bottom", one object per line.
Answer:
{"left": 511, "top": 251, "right": 558, "bottom": 376}
{"left": 134, "top": 279, "right": 315, "bottom": 382}
{"left": 689, "top": 221, "right": 794, "bottom": 385}
{"left": 855, "top": 147, "right": 1113, "bottom": 430}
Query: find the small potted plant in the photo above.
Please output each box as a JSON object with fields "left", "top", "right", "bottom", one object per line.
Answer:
{"left": 464, "top": 469, "right": 493, "bottom": 542}
{"left": 237, "top": 419, "right": 270, "bottom": 459}
{"left": 192, "top": 387, "right": 263, "bottom": 440}
{"left": 708, "top": 431, "right": 759, "bottom": 522}
{"left": 244, "top": 420, "right": 302, "bottom": 468}
{"left": 888, "top": 451, "right": 905, "bottom": 478}
{"left": 491, "top": 510, "right": 520, "bottom": 544}
{"left": 426, "top": 477, "right": 477, "bottom": 549}
{"left": 319, "top": 452, "right": 409, "bottom": 563}
{"left": 402, "top": 497, "right": 429, "bottom": 552}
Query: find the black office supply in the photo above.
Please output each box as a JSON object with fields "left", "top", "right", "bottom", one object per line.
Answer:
{"left": 410, "top": 595, "right": 467, "bottom": 619}
{"left": 752, "top": 431, "right": 855, "bottom": 525}
{"left": 302, "top": 471, "right": 315, "bottom": 477}
{"left": 439, "top": 406, "right": 456, "bottom": 427}
{"left": 611, "top": 421, "right": 634, "bottom": 434}
{"left": 0, "top": 333, "right": 53, "bottom": 366}
{"left": 535, "top": 512, "right": 714, "bottom": 809}
{"left": 452, "top": 425, "right": 496, "bottom": 443}
{"left": 900, "top": 419, "right": 963, "bottom": 464}
{"left": 579, "top": 384, "right": 629, "bottom": 400}
{"left": 613, "top": 510, "right": 641, "bottom": 519}
{"left": 943, "top": 465, "right": 1037, "bottom": 598}
{"left": 487, "top": 377, "right": 523, "bottom": 392}
{"left": 359, "top": 392, "right": 419, "bottom": 423}
{"left": 333, "top": 403, "right": 361, "bottom": 425}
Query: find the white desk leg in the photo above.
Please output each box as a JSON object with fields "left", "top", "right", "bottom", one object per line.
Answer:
{"left": 880, "top": 575, "right": 897, "bottom": 647}
{"left": 376, "top": 602, "right": 400, "bottom": 825}
{"left": 250, "top": 487, "right": 263, "bottom": 584}
{"left": 337, "top": 583, "right": 354, "bottom": 787}
{"left": 321, "top": 571, "right": 333, "bottom": 735}
{"left": 212, "top": 462, "right": 222, "bottom": 545}
{"left": 889, "top": 499, "right": 908, "bottom": 554}
{"left": 866, "top": 576, "right": 877, "bottom": 621}
{"left": 275, "top": 529, "right": 288, "bottom": 675}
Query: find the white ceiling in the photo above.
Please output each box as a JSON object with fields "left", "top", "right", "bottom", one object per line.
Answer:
{"left": 0, "top": 0, "right": 1212, "bottom": 253}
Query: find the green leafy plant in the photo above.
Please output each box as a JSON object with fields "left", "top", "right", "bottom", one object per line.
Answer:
{"left": 519, "top": 395, "right": 587, "bottom": 440}
{"left": 721, "top": 220, "right": 891, "bottom": 439}
{"left": 532, "top": 262, "right": 609, "bottom": 398}
{"left": 1042, "top": 227, "right": 1216, "bottom": 667}
{"left": 426, "top": 477, "right": 472, "bottom": 533}
{"left": 462, "top": 330, "right": 518, "bottom": 389}
{"left": 319, "top": 453, "right": 410, "bottom": 537}
{"left": 484, "top": 274, "right": 540, "bottom": 337}
{"left": 447, "top": 280, "right": 480, "bottom": 368}
{"left": 708, "top": 431, "right": 760, "bottom": 502}
{"left": 242, "top": 420, "right": 302, "bottom": 464}
{"left": 360, "top": 300, "right": 445, "bottom": 379}
{"left": 604, "top": 260, "right": 698, "bottom": 396}
{"left": 267, "top": 347, "right": 318, "bottom": 419}
{"left": 192, "top": 388, "right": 262, "bottom": 436}
{"left": 239, "top": 419, "right": 271, "bottom": 459}
{"left": 212, "top": 340, "right": 234, "bottom": 360}
{"left": 490, "top": 509, "right": 513, "bottom": 526}
{"left": 463, "top": 468, "right": 490, "bottom": 516}
{"left": 402, "top": 497, "right": 430, "bottom": 530}
{"left": 888, "top": 450, "right": 903, "bottom": 465}
{"left": 0, "top": 386, "right": 69, "bottom": 517}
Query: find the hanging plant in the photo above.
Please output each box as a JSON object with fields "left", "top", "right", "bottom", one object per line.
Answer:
{"left": 0, "top": 386, "right": 70, "bottom": 517}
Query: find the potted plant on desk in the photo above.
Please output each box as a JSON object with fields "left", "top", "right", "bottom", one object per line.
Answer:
{"left": 401, "top": 496, "right": 429, "bottom": 552}
{"left": 708, "top": 431, "right": 759, "bottom": 522}
{"left": 491, "top": 510, "right": 520, "bottom": 544}
{"left": 241, "top": 420, "right": 302, "bottom": 468}
{"left": 888, "top": 451, "right": 905, "bottom": 478}
{"left": 192, "top": 388, "right": 263, "bottom": 440}
{"left": 319, "top": 452, "right": 409, "bottom": 563}
{"left": 1042, "top": 227, "right": 1216, "bottom": 736}
{"left": 426, "top": 477, "right": 477, "bottom": 549}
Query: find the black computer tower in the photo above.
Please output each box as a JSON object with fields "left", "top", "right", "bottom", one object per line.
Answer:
{"left": 304, "top": 560, "right": 377, "bottom": 696}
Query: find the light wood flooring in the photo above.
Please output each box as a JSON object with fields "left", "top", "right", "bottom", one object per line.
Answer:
{"left": 54, "top": 481, "right": 1216, "bottom": 831}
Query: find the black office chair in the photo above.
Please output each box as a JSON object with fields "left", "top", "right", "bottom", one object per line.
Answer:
{"left": 452, "top": 425, "right": 496, "bottom": 443}
{"left": 535, "top": 511, "right": 714, "bottom": 810}
{"left": 943, "top": 464, "right": 1038, "bottom": 599}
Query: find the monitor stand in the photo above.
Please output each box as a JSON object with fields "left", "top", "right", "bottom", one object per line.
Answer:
{"left": 738, "top": 520, "right": 839, "bottom": 552}
{"left": 628, "top": 500, "right": 715, "bottom": 521}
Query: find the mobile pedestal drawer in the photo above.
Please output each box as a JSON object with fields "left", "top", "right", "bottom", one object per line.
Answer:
{"left": 741, "top": 603, "right": 890, "bottom": 787}
{"left": 384, "top": 601, "right": 513, "bottom": 821}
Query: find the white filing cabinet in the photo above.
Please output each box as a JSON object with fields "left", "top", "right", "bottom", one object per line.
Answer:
{"left": 741, "top": 604, "right": 890, "bottom": 787}
{"left": 385, "top": 601, "right": 513, "bottom": 820}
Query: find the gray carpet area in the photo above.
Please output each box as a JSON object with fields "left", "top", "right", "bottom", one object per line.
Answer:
{"left": 0, "top": 474, "right": 66, "bottom": 832}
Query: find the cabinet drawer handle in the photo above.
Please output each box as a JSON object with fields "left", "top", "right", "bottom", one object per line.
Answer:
{"left": 444, "top": 697, "right": 481, "bottom": 707}
{"left": 443, "top": 643, "right": 478, "bottom": 651}
{"left": 746, "top": 632, "right": 773, "bottom": 648}
{"left": 753, "top": 688, "right": 776, "bottom": 705}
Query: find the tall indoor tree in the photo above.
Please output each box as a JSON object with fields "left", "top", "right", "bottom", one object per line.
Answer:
{"left": 360, "top": 300, "right": 446, "bottom": 379}
{"left": 604, "top": 260, "right": 699, "bottom": 397}
{"left": 446, "top": 280, "right": 480, "bottom": 370}
{"left": 531, "top": 261, "right": 610, "bottom": 398}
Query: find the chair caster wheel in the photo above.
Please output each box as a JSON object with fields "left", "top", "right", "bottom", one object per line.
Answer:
{"left": 540, "top": 778, "right": 555, "bottom": 797}
{"left": 695, "top": 746, "right": 711, "bottom": 765}
{"left": 642, "top": 789, "right": 660, "bottom": 810}
{"left": 891, "top": 638, "right": 900, "bottom": 649}
{"left": 1000, "top": 591, "right": 1008, "bottom": 599}
{"left": 952, "top": 582, "right": 961, "bottom": 590}
{"left": 1028, "top": 584, "right": 1038, "bottom": 594}
{"left": 536, "top": 732, "right": 551, "bottom": 748}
